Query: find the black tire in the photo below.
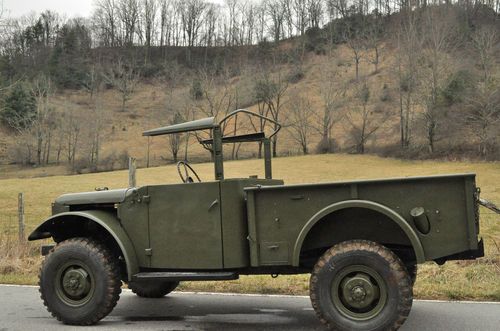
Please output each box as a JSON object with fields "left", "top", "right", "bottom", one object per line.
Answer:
{"left": 129, "top": 280, "right": 179, "bottom": 298}
{"left": 39, "top": 238, "right": 122, "bottom": 325}
{"left": 310, "top": 240, "right": 413, "bottom": 331}
{"left": 406, "top": 264, "right": 418, "bottom": 285}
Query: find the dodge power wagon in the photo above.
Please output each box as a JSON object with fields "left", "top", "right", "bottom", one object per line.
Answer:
{"left": 29, "top": 110, "right": 487, "bottom": 330}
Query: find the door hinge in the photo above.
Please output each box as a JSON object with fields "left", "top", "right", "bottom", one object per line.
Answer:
{"left": 145, "top": 248, "right": 152, "bottom": 256}
{"left": 142, "top": 195, "right": 150, "bottom": 204}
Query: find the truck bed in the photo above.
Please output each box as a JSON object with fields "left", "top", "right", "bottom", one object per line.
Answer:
{"left": 244, "top": 173, "right": 481, "bottom": 268}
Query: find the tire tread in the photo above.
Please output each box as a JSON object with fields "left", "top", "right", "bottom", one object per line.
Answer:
{"left": 309, "top": 240, "right": 413, "bottom": 331}
{"left": 38, "top": 237, "right": 122, "bottom": 325}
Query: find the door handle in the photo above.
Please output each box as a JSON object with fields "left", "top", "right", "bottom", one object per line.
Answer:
{"left": 208, "top": 199, "right": 219, "bottom": 211}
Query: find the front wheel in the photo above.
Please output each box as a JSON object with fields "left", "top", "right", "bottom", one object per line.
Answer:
{"left": 39, "top": 238, "right": 122, "bottom": 325}
{"left": 310, "top": 240, "right": 413, "bottom": 331}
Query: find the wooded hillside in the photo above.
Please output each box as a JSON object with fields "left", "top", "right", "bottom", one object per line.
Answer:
{"left": 0, "top": 1, "right": 498, "bottom": 175}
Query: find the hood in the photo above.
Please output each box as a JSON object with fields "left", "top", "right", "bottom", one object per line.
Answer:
{"left": 55, "top": 188, "right": 135, "bottom": 205}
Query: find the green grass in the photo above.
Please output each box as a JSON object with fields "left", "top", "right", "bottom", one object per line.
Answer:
{"left": 0, "top": 153, "right": 499, "bottom": 300}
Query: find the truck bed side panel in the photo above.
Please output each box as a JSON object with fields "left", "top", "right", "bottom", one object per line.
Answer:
{"left": 246, "top": 174, "right": 477, "bottom": 266}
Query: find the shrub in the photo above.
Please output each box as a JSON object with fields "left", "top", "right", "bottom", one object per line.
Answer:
{"left": 380, "top": 83, "right": 391, "bottom": 102}
{"left": 288, "top": 66, "right": 305, "bottom": 84}
{"left": 1, "top": 84, "right": 36, "bottom": 130}
{"left": 190, "top": 79, "right": 204, "bottom": 100}
{"left": 315, "top": 137, "right": 338, "bottom": 154}
{"left": 304, "top": 27, "right": 327, "bottom": 55}
{"left": 441, "top": 70, "right": 473, "bottom": 106}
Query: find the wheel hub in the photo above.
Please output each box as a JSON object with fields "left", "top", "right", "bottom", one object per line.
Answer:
{"left": 55, "top": 262, "right": 95, "bottom": 307}
{"left": 340, "top": 273, "right": 379, "bottom": 309}
{"left": 62, "top": 268, "right": 90, "bottom": 298}
{"left": 331, "top": 265, "right": 387, "bottom": 321}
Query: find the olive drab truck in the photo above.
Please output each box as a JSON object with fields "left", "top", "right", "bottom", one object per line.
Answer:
{"left": 29, "top": 109, "right": 496, "bottom": 330}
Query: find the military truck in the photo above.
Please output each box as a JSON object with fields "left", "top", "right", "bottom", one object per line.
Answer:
{"left": 29, "top": 109, "right": 487, "bottom": 330}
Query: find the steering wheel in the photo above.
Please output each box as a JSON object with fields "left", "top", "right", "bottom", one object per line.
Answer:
{"left": 176, "top": 161, "right": 201, "bottom": 183}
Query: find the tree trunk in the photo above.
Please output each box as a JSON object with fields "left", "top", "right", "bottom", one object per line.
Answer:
{"left": 45, "top": 132, "right": 51, "bottom": 165}
{"left": 37, "top": 132, "right": 43, "bottom": 166}
{"left": 272, "top": 136, "right": 277, "bottom": 158}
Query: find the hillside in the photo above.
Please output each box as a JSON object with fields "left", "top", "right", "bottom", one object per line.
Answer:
{"left": 1, "top": 45, "right": 391, "bottom": 157}
{"left": 0, "top": 3, "right": 499, "bottom": 178}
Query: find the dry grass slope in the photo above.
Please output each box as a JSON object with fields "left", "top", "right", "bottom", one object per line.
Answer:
{"left": 0, "top": 154, "right": 499, "bottom": 300}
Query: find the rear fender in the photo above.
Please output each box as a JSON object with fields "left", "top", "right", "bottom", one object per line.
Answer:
{"left": 292, "top": 200, "right": 426, "bottom": 266}
{"left": 28, "top": 210, "right": 139, "bottom": 281}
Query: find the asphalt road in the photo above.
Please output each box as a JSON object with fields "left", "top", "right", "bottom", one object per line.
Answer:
{"left": 1, "top": 285, "right": 499, "bottom": 330}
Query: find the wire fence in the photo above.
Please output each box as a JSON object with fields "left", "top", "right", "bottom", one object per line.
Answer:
{"left": 0, "top": 216, "right": 18, "bottom": 235}
{"left": 0, "top": 193, "right": 27, "bottom": 242}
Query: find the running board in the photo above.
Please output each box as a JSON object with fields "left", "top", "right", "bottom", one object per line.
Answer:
{"left": 132, "top": 271, "right": 239, "bottom": 282}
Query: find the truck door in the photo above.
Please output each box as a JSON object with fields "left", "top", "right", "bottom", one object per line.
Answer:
{"left": 147, "top": 182, "right": 223, "bottom": 269}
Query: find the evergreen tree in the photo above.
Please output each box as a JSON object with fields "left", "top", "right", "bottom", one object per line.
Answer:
{"left": 1, "top": 84, "right": 36, "bottom": 130}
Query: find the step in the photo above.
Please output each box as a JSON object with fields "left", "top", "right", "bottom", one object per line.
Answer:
{"left": 132, "top": 271, "right": 239, "bottom": 282}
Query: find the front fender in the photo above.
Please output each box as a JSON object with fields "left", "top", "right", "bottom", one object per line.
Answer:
{"left": 292, "top": 200, "right": 426, "bottom": 266}
{"left": 29, "top": 210, "right": 139, "bottom": 281}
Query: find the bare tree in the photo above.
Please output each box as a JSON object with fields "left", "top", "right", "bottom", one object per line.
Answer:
{"left": 159, "top": 0, "right": 181, "bottom": 47}
{"left": 103, "top": 59, "right": 140, "bottom": 112}
{"left": 288, "top": 93, "right": 313, "bottom": 154}
{"left": 365, "top": 16, "right": 384, "bottom": 73}
{"left": 117, "top": 0, "right": 139, "bottom": 46}
{"left": 471, "top": 25, "right": 498, "bottom": 83}
{"left": 292, "top": 0, "right": 308, "bottom": 36}
{"left": 254, "top": 1, "right": 267, "bottom": 43}
{"left": 314, "top": 70, "right": 345, "bottom": 153}
{"left": 419, "top": 7, "right": 456, "bottom": 153}
{"left": 225, "top": 0, "right": 238, "bottom": 46}
{"left": 346, "top": 82, "right": 387, "bottom": 154}
{"left": 141, "top": 0, "right": 158, "bottom": 60}
{"left": 195, "top": 70, "right": 238, "bottom": 156}
{"left": 88, "top": 91, "right": 107, "bottom": 169}
{"left": 167, "top": 111, "right": 184, "bottom": 162}
{"left": 93, "top": 0, "right": 118, "bottom": 46}
{"left": 327, "top": 0, "right": 349, "bottom": 19}
{"left": 254, "top": 68, "right": 289, "bottom": 157}
{"left": 395, "top": 9, "right": 422, "bottom": 149}
{"left": 180, "top": 0, "right": 206, "bottom": 47}
{"left": 267, "top": 0, "right": 285, "bottom": 43}
{"left": 307, "top": 0, "right": 322, "bottom": 28}
{"left": 62, "top": 105, "right": 82, "bottom": 171}
{"left": 82, "top": 64, "right": 102, "bottom": 100}
{"left": 465, "top": 82, "right": 500, "bottom": 156}
{"left": 179, "top": 0, "right": 206, "bottom": 63}
{"left": 243, "top": 3, "right": 256, "bottom": 45}
{"left": 342, "top": 15, "right": 366, "bottom": 81}
{"left": 30, "top": 74, "right": 54, "bottom": 166}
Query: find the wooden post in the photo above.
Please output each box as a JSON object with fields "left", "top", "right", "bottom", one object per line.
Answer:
{"left": 18, "top": 193, "right": 25, "bottom": 242}
{"left": 146, "top": 136, "right": 150, "bottom": 168}
{"left": 128, "top": 157, "right": 137, "bottom": 188}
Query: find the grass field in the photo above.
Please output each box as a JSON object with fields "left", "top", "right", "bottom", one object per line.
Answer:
{"left": 0, "top": 153, "right": 499, "bottom": 300}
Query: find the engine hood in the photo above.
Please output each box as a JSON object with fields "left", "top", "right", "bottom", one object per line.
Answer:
{"left": 55, "top": 188, "right": 135, "bottom": 205}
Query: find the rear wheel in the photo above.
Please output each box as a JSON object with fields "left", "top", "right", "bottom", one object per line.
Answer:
{"left": 39, "top": 238, "right": 122, "bottom": 325}
{"left": 310, "top": 240, "right": 413, "bottom": 331}
{"left": 129, "top": 280, "right": 179, "bottom": 298}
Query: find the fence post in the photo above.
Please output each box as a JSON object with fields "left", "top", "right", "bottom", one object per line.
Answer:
{"left": 146, "top": 136, "right": 150, "bottom": 168}
{"left": 128, "top": 157, "right": 136, "bottom": 188}
{"left": 18, "top": 192, "right": 25, "bottom": 243}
